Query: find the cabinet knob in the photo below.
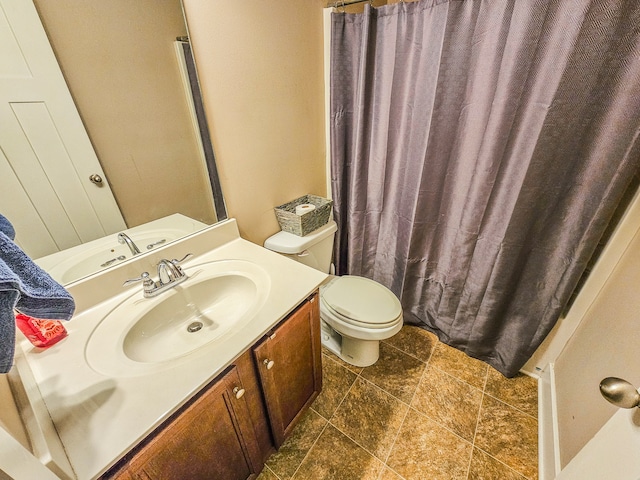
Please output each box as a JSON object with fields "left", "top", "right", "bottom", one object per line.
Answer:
{"left": 263, "top": 359, "right": 275, "bottom": 370}
{"left": 232, "top": 386, "right": 245, "bottom": 399}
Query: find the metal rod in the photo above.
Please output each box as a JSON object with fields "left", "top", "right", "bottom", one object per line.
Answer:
{"left": 332, "top": 0, "right": 369, "bottom": 8}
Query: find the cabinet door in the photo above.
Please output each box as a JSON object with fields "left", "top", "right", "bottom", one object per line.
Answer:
{"left": 118, "top": 367, "right": 261, "bottom": 480}
{"left": 253, "top": 292, "right": 322, "bottom": 447}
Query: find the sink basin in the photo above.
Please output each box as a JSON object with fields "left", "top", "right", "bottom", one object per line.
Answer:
{"left": 86, "top": 260, "right": 270, "bottom": 377}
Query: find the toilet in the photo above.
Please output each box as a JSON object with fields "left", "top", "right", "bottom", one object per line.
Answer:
{"left": 264, "top": 220, "right": 403, "bottom": 367}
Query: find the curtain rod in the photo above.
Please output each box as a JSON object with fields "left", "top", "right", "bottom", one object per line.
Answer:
{"left": 331, "top": 0, "right": 405, "bottom": 8}
{"left": 331, "top": 0, "right": 370, "bottom": 8}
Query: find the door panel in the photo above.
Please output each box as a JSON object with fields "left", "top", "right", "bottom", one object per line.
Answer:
{"left": 0, "top": 147, "right": 58, "bottom": 257}
{"left": 0, "top": 0, "right": 125, "bottom": 258}
{"left": 557, "top": 408, "right": 640, "bottom": 479}
{"left": 11, "top": 102, "right": 106, "bottom": 242}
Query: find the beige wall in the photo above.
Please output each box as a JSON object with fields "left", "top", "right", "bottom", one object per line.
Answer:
{"left": 182, "top": 0, "right": 327, "bottom": 245}
{"left": 34, "top": 0, "right": 216, "bottom": 227}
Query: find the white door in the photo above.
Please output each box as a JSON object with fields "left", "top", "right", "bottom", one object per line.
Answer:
{"left": 0, "top": 0, "right": 125, "bottom": 259}
{"left": 557, "top": 407, "right": 640, "bottom": 479}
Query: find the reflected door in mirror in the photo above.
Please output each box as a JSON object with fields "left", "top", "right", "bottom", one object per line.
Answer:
{"left": 0, "top": 0, "right": 125, "bottom": 259}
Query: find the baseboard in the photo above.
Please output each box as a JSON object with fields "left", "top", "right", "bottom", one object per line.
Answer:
{"left": 538, "top": 362, "right": 561, "bottom": 480}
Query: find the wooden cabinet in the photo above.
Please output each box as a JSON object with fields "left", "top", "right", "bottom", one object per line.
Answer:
{"left": 103, "top": 291, "right": 321, "bottom": 479}
{"left": 253, "top": 292, "right": 322, "bottom": 447}
{"left": 108, "top": 366, "right": 262, "bottom": 480}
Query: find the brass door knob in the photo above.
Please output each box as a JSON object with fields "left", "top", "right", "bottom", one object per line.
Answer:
{"left": 89, "top": 174, "right": 103, "bottom": 186}
{"left": 600, "top": 377, "right": 640, "bottom": 409}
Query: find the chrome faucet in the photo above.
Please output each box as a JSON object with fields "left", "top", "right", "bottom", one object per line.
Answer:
{"left": 123, "top": 254, "right": 193, "bottom": 297}
{"left": 117, "top": 232, "right": 141, "bottom": 255}
{"left": 157, "top": 258, "right": 184, "bottom": 285}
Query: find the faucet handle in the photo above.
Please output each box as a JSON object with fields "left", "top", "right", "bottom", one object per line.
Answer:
{"left": 123, "top": 272, "right": 153, "bottom": 288}
{"left": 172, "top": 253, "right": 193, "bottom": 265}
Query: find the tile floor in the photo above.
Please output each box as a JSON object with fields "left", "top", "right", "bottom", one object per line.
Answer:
{"left": 258, "top": 325, "right": 538, "bottom": 480}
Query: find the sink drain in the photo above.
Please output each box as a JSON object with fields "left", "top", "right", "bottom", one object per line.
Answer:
{"left": 187, "top": 321, "right": 203, "bottom": 333}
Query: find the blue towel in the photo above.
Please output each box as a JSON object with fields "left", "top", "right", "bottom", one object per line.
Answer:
{"left": 0, "top": 214, "right": 15, "bottom": 241}
{"left": 0, "top": 227, "right": 75, "bottom": 374}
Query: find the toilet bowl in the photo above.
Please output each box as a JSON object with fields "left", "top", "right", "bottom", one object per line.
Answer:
{"left": 264, "top": 221, "right": 403, "bottom": 367}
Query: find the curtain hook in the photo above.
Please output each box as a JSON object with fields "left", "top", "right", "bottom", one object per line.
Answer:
{"left": 338, "top": 0, "right": 345, "bottom": 12}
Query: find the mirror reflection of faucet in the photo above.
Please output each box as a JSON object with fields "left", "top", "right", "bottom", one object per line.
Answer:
{"left": 117, "top": 232, "right": 141, "bottom": 255}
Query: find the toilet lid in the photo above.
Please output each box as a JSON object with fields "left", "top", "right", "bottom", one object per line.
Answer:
{"left": 321, "top": 276, "right": 402, "bottom": 326}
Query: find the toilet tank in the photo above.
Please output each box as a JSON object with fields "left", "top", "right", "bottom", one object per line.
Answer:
{"left": 264, "top": 221, "right": 337, "bottom": 273}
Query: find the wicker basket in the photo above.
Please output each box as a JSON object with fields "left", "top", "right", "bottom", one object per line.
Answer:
{"left": 274, "top": 194, "right": 333, "bottom": 236}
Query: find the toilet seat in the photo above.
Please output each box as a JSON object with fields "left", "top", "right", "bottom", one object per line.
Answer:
{"left": 320, "top": 276, "right": 402, "bottom": 329}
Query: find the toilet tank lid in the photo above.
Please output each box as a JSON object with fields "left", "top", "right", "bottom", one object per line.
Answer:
{"left": 264, "top": 220, "right": 337, "bottom": 254}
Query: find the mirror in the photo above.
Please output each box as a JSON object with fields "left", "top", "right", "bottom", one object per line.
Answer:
{"left": 22, "top": 0, "right": 225, "bottom": 283}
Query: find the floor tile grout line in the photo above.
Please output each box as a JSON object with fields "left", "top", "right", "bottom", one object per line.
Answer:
{"left": 322, "top": 353, "right": 365, "bottom": 380}
{"left": 287, "top": 419, "right": 331, "bottom": 480}
{"left": 289, "top": 329, "right": 537, "bottom": 480}
{"left": 412, "top": 361, "right": 486, "bottom": 446}
{"left": 471, "top": 366, "right": 490, "bottom": 480}
{"left": 480, "top": 365, "right": 490, "bottom": 391}
{"left": 318, "top": 351, "right": 360, "bottom": 418}
{"left": 363, "top": 346, "right": 485, "bottom": 450}
{"left": 482, "top": 390, "right": 538, "bottom": 420}
{"left": 357, "top": 374, "right": 417, "bottom": 409}
{"left": 405, "top": 403, "right": 475, "bottom": 449}
{"left": 327, "top": 374, "right": 415, "bottom": 464}
{"left": 426, "top": 363, "right": 486, "bottom": 396}
{"left": 465, "top": 391, "right": 487, "bottom": 479}
{"left": 406, "top": 351, "right": 431, "bottom": 407}
{"left": 471, "top": 394, "right": 538, "bottom": 479}
{"left": 462, "top": 440, "right": 475, "bottom": 480}
{"left": 427, "top": 341, "right": 492, "bottom": 391}
{"left": 472, "top": 443, "right": 531, "bottom": 480}
{"left": 324, "top": 337, "right": 430, "bottom": 471}
{"left": 325, "top": 362, "right": 360, "bottom": 423}
{"left": 384, "top": 465, "right": 408, "bottom": 480}
{"left": 471, "top": 392, "right": 485, "bottom": 446}
{"left": 262, "top": 464, "right": 282, "bottom": 480}
{"left": 379, "top": 394, "right": 412, "bottom": 467}
{"left": 333, "top": 358, "right": 427, "bottom": 466}
{"left": 274, "top": 351, "right": 357, "bottom": 480}
{"left": 382, "top": 334, "right": 438, "bottom": 365}
{"left": 326, "top": 416, "right": 388, "bottom": 467}
{"left": 323, "top": 363, "right": 402, "bottom": 468}
{"left": 326, "top": 343, "right": 426, "bottom": 408}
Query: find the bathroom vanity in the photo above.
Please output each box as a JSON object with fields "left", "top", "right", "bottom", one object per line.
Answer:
{"left": 102, "top": 291, "right": 322, "bottom": 479}
{"left": 10, "top": 219, "right": 326, "bottom": 479}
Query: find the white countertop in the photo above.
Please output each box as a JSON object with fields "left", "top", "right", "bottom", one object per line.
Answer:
{"left": 15, "top": 220, "right": 326, "bottom": 479}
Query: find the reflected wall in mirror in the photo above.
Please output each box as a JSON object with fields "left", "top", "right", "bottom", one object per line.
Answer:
{"left": 0, "top": 0, "right": 225, "bottom": 283}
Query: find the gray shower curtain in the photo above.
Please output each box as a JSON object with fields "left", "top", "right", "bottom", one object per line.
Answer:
{"left": 330, "top": 0, "right": 640, "bottom": 377}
